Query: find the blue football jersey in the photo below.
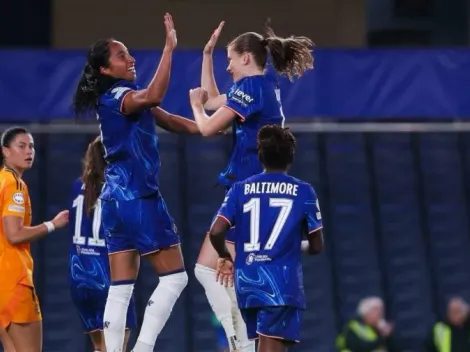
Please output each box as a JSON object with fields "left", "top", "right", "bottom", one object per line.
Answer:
{"left": 98, "top": 80, "right": 160, "bottom": 201}
{"left": 69, "top": 179, "right": 109, "bottom": 290}
{"left": 217, "top": 172, "right": 323, "bottom": 309}
{"left": 219, "top": 75, "right": 285, "bottom": 186}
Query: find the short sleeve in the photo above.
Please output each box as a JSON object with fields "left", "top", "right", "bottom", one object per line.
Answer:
{"left": 216, "top": 184, "right": 239, "bottom": 227}
{"left": 102, "top": 81, "right": 139, "bottom": 114}
{"left": 304, "top": 184, "right": 323, "bottom": 234}
{"left": 224, "top": 77, "right": 262, "bottom": 121}
{"left": 2, "top": 180, "right": 26, "bottom": 218}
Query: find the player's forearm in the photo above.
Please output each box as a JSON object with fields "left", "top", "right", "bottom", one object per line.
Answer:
{"left": 152, "top": 107, "right": 200, "bottom": 134}
{"left": 167, "top": 115, "right": 200, "bottom": 134}
{"left": 144, "top": 49, "right": 173, "bottom": 105}
{"left": 201, "top": 53, "right": 220, "bottom": 98}
{"left": 209, "top": 231, "right": 232, "bottom": 260}
{"left": 204, "top": 95, "right": 228, "bottom": 111}
{"left": 191, "top": 104, "right": 214, "bottom": 136}
{"left": 303, "top": 230, "right": 324, "bottom": 255}
{"left": 6, "top": 224, "right": 49, "bottom": 245}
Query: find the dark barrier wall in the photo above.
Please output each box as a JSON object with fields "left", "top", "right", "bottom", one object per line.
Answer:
{"left": 52, "top": 0, "right": 366, "bottom": 48}
{"left": 5, "top": 129, "right": 469, "bottom": 352}
{"left": 1, "top": 49, "right": 470, "bottom": 120}
{"left": 0, "top": 0, "right": 51, "bottom": 47}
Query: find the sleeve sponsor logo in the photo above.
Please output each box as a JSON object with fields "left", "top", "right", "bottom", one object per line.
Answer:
{"left": 8, "top": 204, "right": 25, "bottom": 213}
{"left": 13, "top": 192, "right": 24, "bottom": 204}
{"left": 231, "top": 88, "right": 254, "bottom": 107}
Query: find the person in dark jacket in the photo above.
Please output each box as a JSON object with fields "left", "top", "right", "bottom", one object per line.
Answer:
{"left": 425, "top": 297, "right": 470, "bottom": 352}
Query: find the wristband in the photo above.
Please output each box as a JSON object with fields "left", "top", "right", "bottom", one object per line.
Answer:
{"left": 44, "top": 221, "right": 55, "bottom": 233}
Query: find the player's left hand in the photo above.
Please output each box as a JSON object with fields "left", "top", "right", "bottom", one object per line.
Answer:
{"left": 189, "top": 87, "right": 209, "bottom": 106}
{"left": 203, "top": 21, "right": 225, "bottom": 55}
{"left": 216, "top": 258, "right": 234, "bottom": 287}
{"left": 163, "top": 13, "right": 177, "bottom": 51}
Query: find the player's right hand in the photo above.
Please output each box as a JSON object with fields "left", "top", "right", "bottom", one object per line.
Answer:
{"left": 189, "top": 87, "right": 209, "bottom": 106}
{"left": 203, "top": 21, "right": 225, "bottom": 55}
{"left": 51, "top": 210, "right": 69, "bottom": 229}
{"left": 216, "top": 258, "right": 234, "bottom": 287}
{"left": 163, "top": 13, "right": 177, "bottom": 51}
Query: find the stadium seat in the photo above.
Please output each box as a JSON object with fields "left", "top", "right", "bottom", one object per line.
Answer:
{"left": 324, "top": 133, "right": 383, "bottom": 326}
{"left": 371, "top": 133, "right": 434, "bottom": 349}
{"left": 418, "top": 133, "right": 470, "bottom": 316}
{"left": 292, "top": 133, "right": 338, "bottom": 352}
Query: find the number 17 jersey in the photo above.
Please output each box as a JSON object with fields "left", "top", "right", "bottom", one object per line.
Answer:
{"left": 217, "top": 172, "right": 323, "bottom": 309}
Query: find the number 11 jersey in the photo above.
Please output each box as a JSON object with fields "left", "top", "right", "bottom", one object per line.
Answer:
{"left": 68, "top": 178, "right": 109, "bottom": 291}
{"left": 217, "top": 172, "right": 323, "bottom": 309}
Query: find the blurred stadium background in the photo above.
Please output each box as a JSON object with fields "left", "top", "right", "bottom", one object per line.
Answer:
{"left": 1, "top": 0, "right": 470, "bottom": 351}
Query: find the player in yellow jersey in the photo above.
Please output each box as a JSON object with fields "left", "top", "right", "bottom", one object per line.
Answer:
{"left": 0, "top": 126, "right": 69, "bottom": 352}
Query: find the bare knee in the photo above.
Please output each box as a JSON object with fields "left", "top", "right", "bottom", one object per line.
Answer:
{"left": 145, "top": 245, "right": 185, "bottom": 275}
{"left": 108, "top": 250, "right": 140, "bottom": 281}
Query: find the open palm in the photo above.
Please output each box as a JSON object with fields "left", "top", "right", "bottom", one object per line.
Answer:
{"left": 164, "top": 13, "right": 177, "bottom": 51}
{"left": 204, "top": 21, "right": 225, "bottom": 55}
{"left": 216, "top": 258, "right": 234, "bottom": 287}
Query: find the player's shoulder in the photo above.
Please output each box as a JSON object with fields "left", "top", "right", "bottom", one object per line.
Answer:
{"left": 0, "top": 168, "right": 16, "bottom": 184}
{"left": 241, "top": 173, "right": 264, "bottom": 184}
{"left": 108, "top": 80, "right": 139, "bottom": 95}
{"left": 228, "top": 179, "right": 245, "bottom": 193}
{"left": 286, "top": 175, "right": 315, "bottom": 192}
{"left": 234, "top": 173, "right": 266, "bottom": 194}
{"left": 71, "top": 177, "right": 85, "bottom": 196}
{"left": 100, "top": 80, "right": 140, "bottom": 105}
{"left": 0, "top": 168, "right": 25, "bottom": 191}
{"left": 228, "top": 75, "right": 264, "bottom": 99}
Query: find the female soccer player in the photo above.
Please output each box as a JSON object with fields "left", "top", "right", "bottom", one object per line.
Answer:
{"left": 210, "top": 125, "right": 324, "bottom": 352}
{"left": 69, "top": 136, "right": 136, "bottom": 352}
{"left": 72, "top": 14, "right": 200, "bottom": 352}
{"left": 0, "top": 126, "right": 69, "bottom": 352}
{"left": 190, "top": 22, "right": 314, "bottom": 352}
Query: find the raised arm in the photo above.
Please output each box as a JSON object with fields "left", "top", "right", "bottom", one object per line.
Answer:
{"left": 202, "top": 21, "right": 227, "bottom": 111}
{"left": 122, "top": 13, "right": 177, "bottom": 115}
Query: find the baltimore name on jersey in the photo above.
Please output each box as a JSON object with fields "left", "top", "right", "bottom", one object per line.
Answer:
{"left": 217, "top": 172, "right": 323, "bottom": 309}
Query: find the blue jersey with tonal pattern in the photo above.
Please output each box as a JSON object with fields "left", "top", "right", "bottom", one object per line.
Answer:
{"left": 69, "top": 179, "right": 109, "bottom": 291}
{"left": 219, "top": 74, "right": 285, "bottom": 186}
{"left": 98, "top": 80, "right": 160, "bottom": 201}
{"left": 217, "top": 172, "right": 323, "bottom": 309}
